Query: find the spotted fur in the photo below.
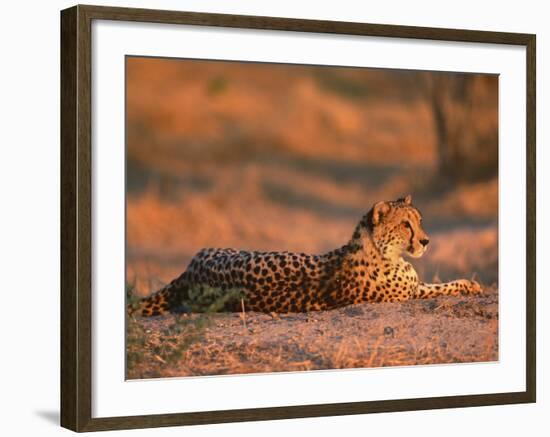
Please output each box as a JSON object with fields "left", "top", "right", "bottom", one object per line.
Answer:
{"left": 128, "top": 195, "right": 482, "bottom": 317}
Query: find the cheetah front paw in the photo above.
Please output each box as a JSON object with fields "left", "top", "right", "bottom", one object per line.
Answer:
{"left": 457, "top": 279, "right": 483, "bottom": 295}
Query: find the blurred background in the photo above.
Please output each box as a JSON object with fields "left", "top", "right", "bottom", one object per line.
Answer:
{"left": 126, "top": 57, "right": 498, "bottom": 297}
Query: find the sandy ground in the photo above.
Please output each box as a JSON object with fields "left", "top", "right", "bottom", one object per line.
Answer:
{"left": 126, "top": 287, "right": 497, "bottom": 379}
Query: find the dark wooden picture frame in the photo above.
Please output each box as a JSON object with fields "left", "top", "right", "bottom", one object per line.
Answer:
{"left": 61, "top": 4, "right": 536, "bottom": 432}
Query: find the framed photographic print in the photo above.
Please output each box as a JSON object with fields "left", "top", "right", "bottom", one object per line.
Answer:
{"left": 60, "top": 4, "right": 536, "bottom": 432}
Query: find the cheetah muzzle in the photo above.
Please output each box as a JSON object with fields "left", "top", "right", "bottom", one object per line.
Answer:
{"left": 128, "top": 194, "right": 483, "bottom": 317}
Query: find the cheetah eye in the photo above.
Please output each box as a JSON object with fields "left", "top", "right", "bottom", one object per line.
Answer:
{"left": 403, "top": 221, "right": 412, "bottom": 230}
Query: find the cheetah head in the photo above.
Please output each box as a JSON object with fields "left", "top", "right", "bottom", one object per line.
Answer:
{"left": 364, "top": 194, "right": 430, "bottom": 260}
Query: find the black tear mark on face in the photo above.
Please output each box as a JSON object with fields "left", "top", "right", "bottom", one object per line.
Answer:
{"left": 403, "top": 220, "right": 415, "bottom": 252}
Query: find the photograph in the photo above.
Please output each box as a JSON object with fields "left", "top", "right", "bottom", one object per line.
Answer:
{"left": 125, "top": 56, "right": 499, "bottom": 379}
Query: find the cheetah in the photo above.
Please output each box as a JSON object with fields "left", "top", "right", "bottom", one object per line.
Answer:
{"left": 128, "top": 194, "right": 482, "bottom": 317}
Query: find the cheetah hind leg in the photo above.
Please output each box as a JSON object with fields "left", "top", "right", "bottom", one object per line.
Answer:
{"left": 127, "top": 286, "right": 179, "bottom": 317}
{"left": 415, "top": 279, "right": 483, "bottom": 299}
{"left": 127, "top": 283, "right": 247, "bottom": 317}
{"left": 127, "top": 274, "right": 194, "bottom": 317}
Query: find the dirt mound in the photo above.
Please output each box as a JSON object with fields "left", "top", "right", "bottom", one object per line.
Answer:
{"left": 127, "top": 289, "right": 498, "bottom": 379}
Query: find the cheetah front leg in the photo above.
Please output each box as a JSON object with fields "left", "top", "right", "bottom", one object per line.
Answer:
{"left": 415, "top": 279, "right": 482, "bottom": 299}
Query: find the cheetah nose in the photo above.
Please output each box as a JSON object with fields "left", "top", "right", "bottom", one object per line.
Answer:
{"left": 420, "top": 238, "right": 430, "bottom": 247}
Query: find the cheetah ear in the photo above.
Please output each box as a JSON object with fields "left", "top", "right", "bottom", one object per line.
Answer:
{"left": 372, "top": 201, "right": 391, "bottom": 225}
{"left": 403, "top": 194, "right": 412, "bottom": 205}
